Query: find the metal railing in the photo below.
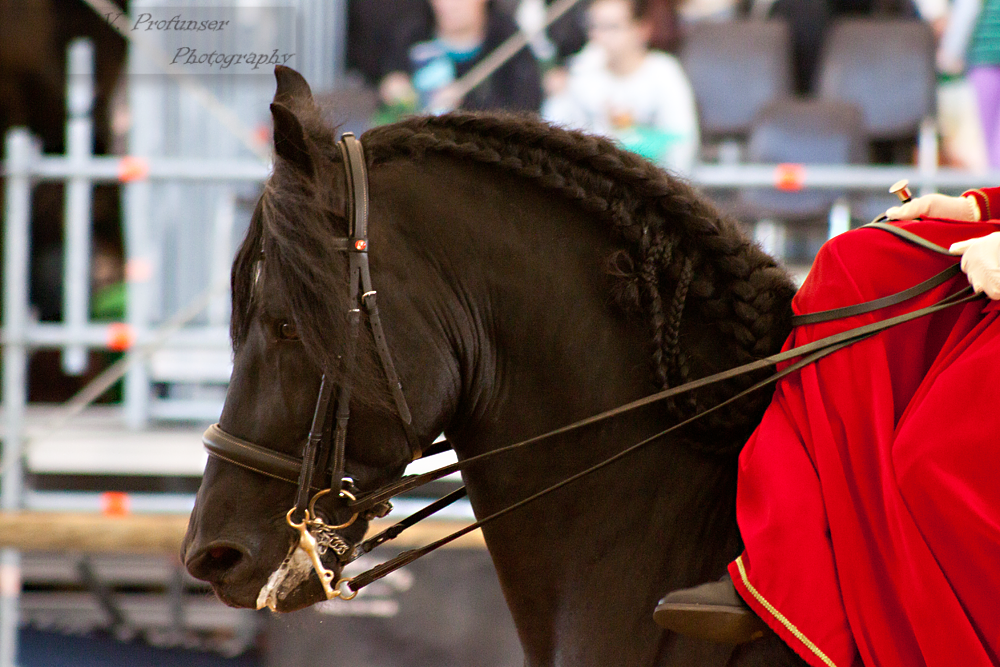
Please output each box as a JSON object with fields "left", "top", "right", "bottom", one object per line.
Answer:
{"left": 692, "top": 162, "right": 1000, "bottom": 192}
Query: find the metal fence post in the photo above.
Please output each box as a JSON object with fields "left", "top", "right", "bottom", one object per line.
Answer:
{"left": 61, "top": 38, "right": 97, "bottom": 375}
{"left": 121, "top": 44, "right": 160, "bottom": 430}
{"left": 2, "top": 126, "right": 38, "bottom": 667}
{"left": 208, "top": 191, "right": 235, "bottom": 327}
{"left": 123, "top": 176, "right": 153, "bottom": 430}
{"left": 917, "top": 116, "right": 939, "bottom": 197}
{"left": 299, "top": 0, "right": 344, "bottom": 90}
{"left": 330, "top": 0, "right": 348, "bottom": 87}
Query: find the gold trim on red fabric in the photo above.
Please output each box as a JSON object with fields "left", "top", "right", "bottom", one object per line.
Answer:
{"left": 734, "top": 555, "right": 840, "bottom": 667}
{"left": 963, "top": 189, "right": 991, "bottom": 222}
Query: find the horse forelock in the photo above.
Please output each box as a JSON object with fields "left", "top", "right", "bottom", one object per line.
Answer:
{"left": 230, "top": 198, "right": 263, "bottom": 353}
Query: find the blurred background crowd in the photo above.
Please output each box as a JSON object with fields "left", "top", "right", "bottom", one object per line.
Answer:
{"left": 343, "top": 0, "right": 997, "bottom": 173}
{"left": 5, "top": 0, "right": 997, "bottom": 179}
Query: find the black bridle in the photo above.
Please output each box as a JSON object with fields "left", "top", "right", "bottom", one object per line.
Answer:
{"left": 203, "top": 133, "right": 453, "bottom": 600}
{"left": 206, "top": 133, "right": 429, "bottom": 512}
{"left": 203, "top": 133, "right": 984, "bottom": 600}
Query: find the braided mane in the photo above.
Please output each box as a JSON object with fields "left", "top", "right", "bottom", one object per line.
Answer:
{"left": 235, "top": 110, "right": 795, "bottom": 454}
{"left": 362, "top": 113, "right": 795, "bottom": 451}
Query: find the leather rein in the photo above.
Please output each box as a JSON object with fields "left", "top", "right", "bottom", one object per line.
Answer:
{"left": 203, "top": 133, "right": 983, "bottom": 600}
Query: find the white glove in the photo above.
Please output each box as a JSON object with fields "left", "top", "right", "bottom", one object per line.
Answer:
{"left": 949, "top": 232, "right": 1000, "bottom": 299}
{"left": 885, "top": 193, "right": 980, "bottom": 222}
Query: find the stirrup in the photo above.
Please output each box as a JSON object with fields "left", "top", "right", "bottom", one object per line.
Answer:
{"left": 653, "top": 575, "right": 767, "bottom": 645}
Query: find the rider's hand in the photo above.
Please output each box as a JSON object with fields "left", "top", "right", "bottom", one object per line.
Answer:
{"left": 885, "top": 193, "right": 981, "bottom": 222}
{"left": 949, "top": 232, "right": 1000, "bottom": 299}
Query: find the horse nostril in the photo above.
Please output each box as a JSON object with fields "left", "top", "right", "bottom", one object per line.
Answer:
{"left": 209, "top": 546, "right": 234, "bottom": 561}
{"left": 186, "top": 542, "right": 247, "bottom": 583}
{"left": 208, "top": 545, "right": 242, "bottom": 571}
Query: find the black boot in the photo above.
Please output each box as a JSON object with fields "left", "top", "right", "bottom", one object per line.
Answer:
{"left": 654, "top": 574, "right": 768, "bottom": 644}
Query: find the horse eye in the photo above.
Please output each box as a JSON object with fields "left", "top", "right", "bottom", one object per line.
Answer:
{"left": 278, "top": 321, "right": 298, "bottom": 340}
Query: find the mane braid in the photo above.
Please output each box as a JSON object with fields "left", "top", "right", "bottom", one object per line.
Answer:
{"left": 667, "top": 257, "right": 696, "bottom": 414}
{"left": 361, "top": 112, "right": 796, "bottom": 453}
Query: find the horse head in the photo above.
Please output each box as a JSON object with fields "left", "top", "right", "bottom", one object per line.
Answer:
{"left": 182, "top": 67, "right": 457, "bottom": 611}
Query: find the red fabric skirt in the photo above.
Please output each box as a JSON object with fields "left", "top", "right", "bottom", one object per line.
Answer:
{"left": 729, "top": 219, "right": 1000, "bottom": 667}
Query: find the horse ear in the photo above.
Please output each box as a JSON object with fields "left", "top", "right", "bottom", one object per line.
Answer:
{"left": 270, "top": 102, "right": 313, "bottom": 175}
{"left": 273, "top": 65, "right": 313, "bottom": 106}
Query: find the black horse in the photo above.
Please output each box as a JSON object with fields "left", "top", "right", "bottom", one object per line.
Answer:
{"left": 182, "top": 66, "right": 808, "bottom": 666}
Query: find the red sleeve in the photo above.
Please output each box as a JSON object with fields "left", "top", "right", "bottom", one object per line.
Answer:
{"left": 962, "top": 187, "right": 1000, "bottom": 221}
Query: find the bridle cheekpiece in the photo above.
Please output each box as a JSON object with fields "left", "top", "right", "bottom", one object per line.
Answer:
{"left": 202, "top": 133, "right": 424, "bottom": 600}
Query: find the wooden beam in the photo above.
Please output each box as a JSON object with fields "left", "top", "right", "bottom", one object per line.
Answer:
{"left": 0, "top": 512, "right": 188, "bottom": 554}
{"left": 0, "top": 512, "right": 483, "bottom": 554}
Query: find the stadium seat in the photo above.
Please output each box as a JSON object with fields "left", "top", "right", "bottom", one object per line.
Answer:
{"left": 679, "top": 20, "right": 793, "bottom": 162}
{"left": 815, "top": 18, "right": 936, "bottom": 143}
{"left": 737, "top": 98, "right": 867, "bottom": 262}
{"left": 814, "top": 18, "right": 938, "bottom": 222}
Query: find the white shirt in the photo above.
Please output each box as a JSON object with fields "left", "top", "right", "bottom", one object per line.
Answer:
{"left": 543, "top": 46, "right": 700, "bottom": 174}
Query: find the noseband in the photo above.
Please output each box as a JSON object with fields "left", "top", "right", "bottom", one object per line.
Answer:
{"left": 202, "top": 133, "right": 434, "bottom": 599}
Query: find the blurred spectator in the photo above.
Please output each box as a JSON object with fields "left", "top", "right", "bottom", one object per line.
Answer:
{"left": 767, "top": 0, "right": 830, "bottom": 94}
{"left": 761, "top": 0, "right": 929, "bottom": 94}
{"left": 914, "top": 0, "right": 949, "bottom": 35}
{"left": 644, "top": 0, "right": 684, "bottom": 51}
{"left": 937, "top": 0, "right": 981, "bottom": 74}
{"left": 542, "top": 0, "right": 699, "bottom": 173}
{"left": 496, "top": 0, "right": 597, "bottom": 63}
{"left": 375, "top": 0, "right": 543, "bottom": 118}
{"left": 347, "top": 0, "right": 431, "bottom": 88}
{"left": 502, "top": 0, "right": 588, "bottom": 64}
{"left": 938, "top": 0, "right": 1000, "bottom": 168}
{"left": 934, "top": 0, "right": 987, "bottom": 170}
{"left": 544, "top": 0, "right": 592, "bottom": 59}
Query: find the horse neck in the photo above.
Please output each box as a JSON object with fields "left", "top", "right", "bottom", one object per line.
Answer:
{"left": 373, "top": 156, "right": 742, "bottom": 666}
